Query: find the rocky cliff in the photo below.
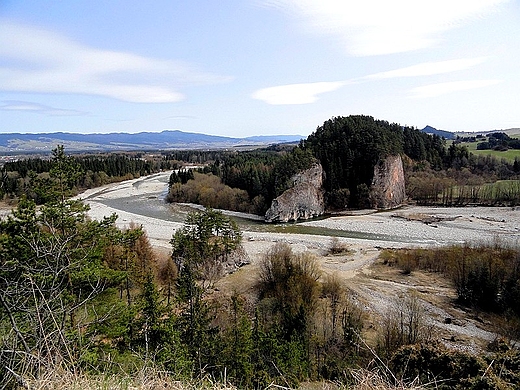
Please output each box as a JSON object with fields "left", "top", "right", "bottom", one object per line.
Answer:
{"left": 369, "top": 154, "right": 406, "bottom": 209}
{"left": 265, "top": 163, "right": 325, "bottom": 223}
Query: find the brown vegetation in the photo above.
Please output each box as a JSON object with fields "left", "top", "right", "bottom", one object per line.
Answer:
{"left": 381, "top": 243, "right": 520, "bottom": 342}
{"left": 167, "top": 172, "right": 253, "bottom": 213}
{"left": 328, "top": 237, "right": 353, "bottom": 256}
{"left": 406, "top": 164, "right": 520, "bottom": 206}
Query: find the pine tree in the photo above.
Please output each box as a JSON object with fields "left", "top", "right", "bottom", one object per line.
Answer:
{"left": 0, "top": 147, "right": 129, "bottom": 386}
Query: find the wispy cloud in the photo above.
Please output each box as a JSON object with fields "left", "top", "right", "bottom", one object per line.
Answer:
{"left": 1, "top": 100, "right": 89, "bottom": 116}
{"left": 253, "top": 57, "right": 489, "bottom": 104}
{"left": 261, "top": 0, "right": 508, "bottom": 56}
{"left": 364, "top": 58, "right": 487, "bottom": 80}
{"left": 0, "top": 21, "right": 231, "bottom": 103}
{"left": 252, "top": 81, "right": 345, "bottom": 104}
{"left": 163, "top": 115, "right": 198, "bottom": 120}
{"left": 411, "top": 80, "right": 501, "bottom": 98}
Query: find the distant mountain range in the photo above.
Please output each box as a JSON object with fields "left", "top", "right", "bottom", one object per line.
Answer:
{"left": 3, "top": 126, "right": 516, "bottom": 155}
{"left": 0, "top": 130, "right": 305, "bottom": 154}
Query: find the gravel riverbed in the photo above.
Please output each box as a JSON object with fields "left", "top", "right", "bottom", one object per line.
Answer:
{"left": 76, "top": 172, "right": 520, "bottom": 257}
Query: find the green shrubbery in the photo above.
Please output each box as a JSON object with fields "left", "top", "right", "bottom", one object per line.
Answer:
{"left": 389, "top": 341, "right": 520, "bottom": 389}
{"left": 0, "top": 197, "right": 369, "bottom": 387}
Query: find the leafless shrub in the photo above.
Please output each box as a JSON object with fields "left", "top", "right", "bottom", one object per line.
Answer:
{"left": 321, "top": 274, "right": 343, "bottom": 336}
{"left": 258, "top": 242, "right": 321, "bottom": 331}
{"left": 350, "top": 368, "right": 424, "bottom": 390}
{"left": 166, "top": 172, "right": 251, "bottom": 213}
{"left": 377, "top": 290, "right": 432, "bottom": 359}
{"left": 328, "top": 237, "right": 352, "bottom": 255}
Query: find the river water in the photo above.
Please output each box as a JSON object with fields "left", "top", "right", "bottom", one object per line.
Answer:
{"left": 84, "top": 172, "right": 429, "bottom": 245}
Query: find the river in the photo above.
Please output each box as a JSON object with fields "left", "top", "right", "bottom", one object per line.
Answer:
{"left": 80, "top": 172, "right": 426, "bottom": 244}
{"left": 79, "top": 171, "right": 520, "bottom": 250}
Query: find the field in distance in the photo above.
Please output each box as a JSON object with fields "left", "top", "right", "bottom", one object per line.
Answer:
{"left": 454, "top": 129, "right": 520, "bottom": 162}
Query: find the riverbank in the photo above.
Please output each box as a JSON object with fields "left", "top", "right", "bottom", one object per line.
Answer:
{"left": 76, "top": 172, "right": 520, "bottom": 255}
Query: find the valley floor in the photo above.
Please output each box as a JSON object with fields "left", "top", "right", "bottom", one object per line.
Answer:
{"left": 74, "top": 172, "right": 520, "bottom": 353}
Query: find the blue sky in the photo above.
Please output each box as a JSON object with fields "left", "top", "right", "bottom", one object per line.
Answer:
{"left": 0, "top": 0, "right": 519, "bottom": 137}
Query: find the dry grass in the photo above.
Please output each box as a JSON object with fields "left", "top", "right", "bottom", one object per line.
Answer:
{"left": 349, "top": 369, "right": 424, "bottom": 390}
{"left": 18, "top": 365, "right": 429, "bottom": 390}
{"left": 299, "top": 370, "right": 427, "bottom": 390}
{"left": 22, "top": 368, "right": 237, "bottom": 390}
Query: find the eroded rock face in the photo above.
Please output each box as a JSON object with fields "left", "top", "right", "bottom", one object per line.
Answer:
{"left": 265, "top": 163, "right": 325, "bottom": 223}
{"left": 369, "top": 154, "right": 406, "bottom": 209}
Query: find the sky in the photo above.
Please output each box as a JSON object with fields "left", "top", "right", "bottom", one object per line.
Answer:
{"left": 0, "top": 0, "right": 519, "bottom": 137}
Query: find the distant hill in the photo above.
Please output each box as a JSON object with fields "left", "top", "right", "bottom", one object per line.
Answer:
{"left": 421, "top": 125, "right": 456, "bottom": 140}
{"left": 0, "top": 130, "right": 304, "bottom": 154}
{"left": 485, "top": 128, "right": 520, "bottom": 137}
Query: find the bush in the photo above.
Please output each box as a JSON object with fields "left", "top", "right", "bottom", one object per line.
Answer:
{"left": 166, "top": 172, "right": 252, "bottom": 213}
{"left": 387, "top": 244, "right": 520, "bottom": 313}
{"left": 328, "top": 237, "right": 352, "bottom": 255}
{"left": 258, "top": 243, "right": 321, "bottom": 336}
{"left": 389, "top": 341, "right": 516, "bottom": 389}
{"left": 377, "top": 290, "right": 432, "bottom": 359}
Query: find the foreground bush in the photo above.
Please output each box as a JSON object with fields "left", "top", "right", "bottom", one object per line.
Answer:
{"left": 389, "top": 341, "right": 520, "bottom": 390}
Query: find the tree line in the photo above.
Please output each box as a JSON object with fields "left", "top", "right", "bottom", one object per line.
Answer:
{"left": 407, "top": 147, "right": 520, "bottom": 206}
{"left": 475, "top": 132, "right": 520, "bottom": 151}
{"left": 299, "top": 116, "right": 520, "bottom": 208}
{"left": 0, "top": 151, "right": 197, "bottom": 203}
{"left": 165, "top": 147, "right": 315, "bottom": 215}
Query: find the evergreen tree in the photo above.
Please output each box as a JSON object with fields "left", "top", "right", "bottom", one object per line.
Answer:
{"left": 301, "top": 115, "right": 404, "bottom": 207}
{"left": 0, "top": 148, "right": 129, "bottom": 386}
{"left": 220, "top": 294, "right": 254, "bottom": 387}
{"left": 169, "top": 208, "right": 243, "bottom": 378}
{"left": 171, "top": 208, "right": 242, "bottom": 287}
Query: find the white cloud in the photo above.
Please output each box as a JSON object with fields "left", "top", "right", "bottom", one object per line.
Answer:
{"left": 261, "top": 0, "right": 508, "bottom": 56}
{"left": 0, "top": 21, "right": 231, "bottom": 103}
{"left": 252, "top": 81, "right": 345, "bottom": 104}
{"left": 1, "top": 100, "right": 88, "bottom": 116}
{"left": 253, "top": 56, "right": 488, "bottom": 104}
{"left": 411, "top": 79, "right": 501, "bottom": 98}
{"left": 365, "top": 58, "right": 487, "bottom": 79}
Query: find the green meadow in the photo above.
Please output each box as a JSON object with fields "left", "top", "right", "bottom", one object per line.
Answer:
{"left": 453, "top": 135, "right": 520, "bottom": 162}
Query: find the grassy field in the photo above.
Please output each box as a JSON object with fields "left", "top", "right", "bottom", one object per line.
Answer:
{"left": 451, "top": 139, "right": 520, "bottom": 162}
{"left": 449, "top": 129, "right": 520, "bottom": 162}
{"left": 469, "top": 145, "right": 520, "bottom": 162}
